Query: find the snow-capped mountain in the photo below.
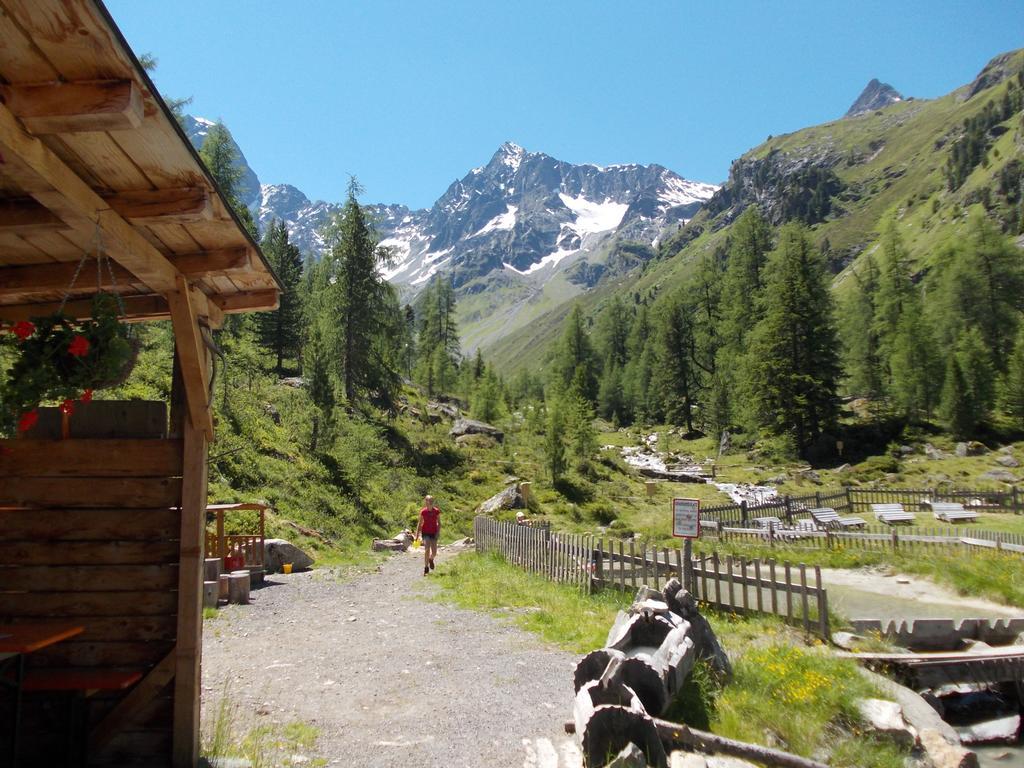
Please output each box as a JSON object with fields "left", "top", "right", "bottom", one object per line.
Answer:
{"left": 258, "top": 141, "right": 717, "bottom": 294}
{"left": 181, "top": 115, "right": 262, "bottom": 210}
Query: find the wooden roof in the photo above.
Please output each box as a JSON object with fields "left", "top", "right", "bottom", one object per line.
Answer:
{"left": 0, "top": 0, "right": 279, "bottom": 326}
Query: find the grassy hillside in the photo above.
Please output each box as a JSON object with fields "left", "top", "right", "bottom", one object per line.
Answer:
{"left": 486, "top": 48, "right": 1024, "bottom": 376}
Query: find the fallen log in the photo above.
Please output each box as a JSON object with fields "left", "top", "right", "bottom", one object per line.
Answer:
{"left": 564, "top": 718, "right": 829, "bottom": 768}
{"left": 574, "top": 677, "right": 667, "bottom": 768}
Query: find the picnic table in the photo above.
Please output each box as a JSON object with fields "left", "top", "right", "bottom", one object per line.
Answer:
{"left": 0, "top": 623, "right": 84, "bottom": 765}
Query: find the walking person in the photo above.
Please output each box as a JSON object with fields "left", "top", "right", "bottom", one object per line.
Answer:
{"left": 416, "top": 495, "right": 441, "bottom": 576}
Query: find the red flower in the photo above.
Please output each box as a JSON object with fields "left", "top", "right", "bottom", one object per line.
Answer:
{"left": 68, "top": 334, "right": 90, "bottom": 357}
{"left": 60, "top": 399, "right": 75, "bottom": 416}
{"left": 80, "top": 389, "right": 93, "bottom": 403}
{"left": 12, "top": 321, "right": 35, "bottom": 340}
{"left": 16, "top": 410, "right": 38, "bottom": 433}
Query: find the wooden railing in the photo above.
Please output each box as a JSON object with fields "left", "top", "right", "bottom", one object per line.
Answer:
{"left": 203, "top": 531, "right": 264, "bottom": 567}
{"left": 700, "top": 486, "right": 1021, "bottom": 528}
{"left": 710, "top": 523, "right": 1024, "bottom": 555}
{"left": 473, "top": 516, "right": 829, "bottom": 637}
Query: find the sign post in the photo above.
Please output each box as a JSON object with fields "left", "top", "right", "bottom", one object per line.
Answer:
{"left": 672, "top": 498, "right": 701, "bottom": 593}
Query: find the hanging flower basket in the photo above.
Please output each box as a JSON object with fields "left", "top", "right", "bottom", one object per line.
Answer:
{"left": 0, "top": 292, "right": 139, "bottom": 433}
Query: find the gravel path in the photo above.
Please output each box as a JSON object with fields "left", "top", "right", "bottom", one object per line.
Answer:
{"left": 202, "top": 544, "right": 583, "bottom": 767}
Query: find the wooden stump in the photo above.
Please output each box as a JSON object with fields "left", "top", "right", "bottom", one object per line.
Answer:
{"left": 217, "top": 573, "right": 230, "bottom": 600}
{"left": 574, "top": 679, "right": 667, "bottom": 768}
{"left": 645, "top": 481, "right": 657, "bottom": 498}
{"left": 202, "top": 580, "right": 218, "bottom": 609}
{"left": 227, "top": 571, "right": 250, "bottom": 604}
{"left": 204, "top": 557, "right": 222, "bottom": 583}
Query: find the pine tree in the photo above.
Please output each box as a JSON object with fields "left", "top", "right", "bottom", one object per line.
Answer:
{"left": 198, "top": 122, "right": 256, "bottom": 237}
{"left": 650, "top": 297, "right": 701, "bottom": 433}
{"left": 889, "top": 311, "right": 942, "bottom": 419}
{"left": 415, "top": 275, "right": 460, "bottom": 394}
{"left": 598, "top": 297, "right": 631, "bottom": 371}
{"left": 939, "top": 354, "right": 976, "bottom": 439}
{"left": 745, "top": 223, "right": 841, "bottom": 453}
{"left": 841, "top": 254, "right": 885, "bottom": 401}
{"left": 304, "top": 324, "right": 334, "bottom": 452}
{"left": 872, "top": 219, "right": 914, "bottom": 382}
{"left": 319, "top": 179, "right": 401, "bottom": 405}
{"left": 1000, "top": 324, "right": 1024, "bottom": 427}
{"left": 545, "top": 394, "right": 567, "bottom": 482}
{"left": 956, "top": 326, "right": 996, "bottom": 419}
{"left": 622, "top": 306, "right": 654, "bottom": 423}
{"left": 256, "top": 220, "right": 304, "bottom": 374}
{"left": 556, "top": 304, "right": 598, "bottom": 403}
{"left": 567, "top": 392, "right": 597, "bottom": 464}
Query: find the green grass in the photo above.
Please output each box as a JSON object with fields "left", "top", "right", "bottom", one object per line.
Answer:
{"left": 202, "top": 691, "right": 325, "bottom": 768}
{"left": 434, "top": 551, "right": 909, "bottom": 767}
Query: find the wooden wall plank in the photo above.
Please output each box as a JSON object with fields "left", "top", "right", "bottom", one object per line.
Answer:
{"left": 0, "top": 540, "right": 179, "bottom": 565}
{"left": 2, "top": 615, "right": 177, "bottom": 643}
{"left": 0, "top": 508, "right": 180, "bottom": 541}
{"left": 29, "top": 640, "right": 174, "bottom": 667}
{"left": 0, "top": 439, "right": 183, "bottom": 477}
{"left": 0, "top": 565, "right": 178, "bottom": 592}
{"left": 0, "top": 477, "right": 182, "bottom": 508}
{"left": 0, "top": 590, "right": 177, "bottom": 617}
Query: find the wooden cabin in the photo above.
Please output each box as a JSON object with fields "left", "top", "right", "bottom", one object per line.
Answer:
{"left": 0, "top": 1, "right": 280, "bottom": 765}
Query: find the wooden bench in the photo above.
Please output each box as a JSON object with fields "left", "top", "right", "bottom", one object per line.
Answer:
{"left": 752, "top": 516, "right": 784, "bottom": 530}
{"left": 871, "top": 503, "right": 916, "bottom": 525}
{"left": 924, "top": 501, "right": 979, "bottom": 523}
{"left": 22, "top": 669, "right": 142, "bottom": 766}
{"left": 809, "top": 507, "right": 866, "bottom": 529}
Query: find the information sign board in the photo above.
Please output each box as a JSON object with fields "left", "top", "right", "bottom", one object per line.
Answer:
{"left": 672, "top": 497, "right": 700, "bottom": 539}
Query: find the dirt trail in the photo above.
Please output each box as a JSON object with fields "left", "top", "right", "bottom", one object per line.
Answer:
{"left": 201, "top": 544, "right": 582, "bottom": 767}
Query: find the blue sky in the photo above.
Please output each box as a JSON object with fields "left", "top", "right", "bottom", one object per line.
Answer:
{"left": 106, "top": 0, "right": 1023, "bottom": 209}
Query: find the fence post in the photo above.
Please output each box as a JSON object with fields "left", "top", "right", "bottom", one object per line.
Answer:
{"left": 815, "top": 491, "right": 822, "bottom": 508}
{"left": 844, "top": 486, "right": 853, "bottom": 513}
{"left": 1013, "top": 486, "right": 1020, "bottom": 515}
{"left": 784, "top": 495, "right": 793, "bottom": 523}
{"left": 594, "top": 538, "right": 604, "bottom": 591}
{"left": 740, "top": 500, "right": 748, "bottom": 526}
{"left": 891, "top": 529, "right": 899, "bottom": 551}
{"left": 815, "top": 565, "right": 828, "bottom": 639}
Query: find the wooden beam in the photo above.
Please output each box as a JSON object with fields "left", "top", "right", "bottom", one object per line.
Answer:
{"left": 167, "top": 276, "right": 213, "bottom": 440}
{"left": 212, "top": 289, "right": 279, "bottom": 314}
{"left": 172, "top": 389, "right": 210, "bottom": 767}
{"left": 103, "top": 187, "right": 212, "bottom": 224}
{"left": 0, "top": 294, "right": 169, "bottom": 323}
{"left": 0, "top": 188, "right": 212, "bottom": 230}
{"left": 0, "top": 100, "right": 180, "bottom": 293}
{"left": 0, "top": 198, "right": 66, "bottom": 232}
{"left": 0, "top": 79, "right": 144, "bottom": 133}
{"left": 90, "top": 650, "right": 177, "bottom": 752}
{"left": 0, "top": 247, "right": 250, "bottom": 299}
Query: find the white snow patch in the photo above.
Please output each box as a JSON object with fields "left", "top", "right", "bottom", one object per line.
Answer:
{"left": 558, "top": 193, "right": 628, "bottom": 235}
{"left": 524, "top": 246, "right": 577, "bottom": 275}
{"left": 503, "top": 261, "right": 528, "bottom": 275}
{"left": 411, "top": 256, "right": 453, "bottom": 285}
{"left": 471, "top": 205, "right": 517, "bottom": 238}
{"left": 659, "top": 177, "right": 719, "bottom": 208}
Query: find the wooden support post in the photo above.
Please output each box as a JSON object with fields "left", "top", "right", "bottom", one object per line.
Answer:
{"left": 168, "top": 276, "right": 214, "bottom": 440}
{"left": 785, "top": 563, "right": 793, "bottom": 623}
{"left": 172, "top": 409, "right": 209, "bottom": 767}
{"left": 754, "top": 560, "right": 764, "bottom": 613}
{"left": 618, "top": 541, "right": 625, "bottom": 592}
{"left": 800, "top": 564, "right": 810, "bottom": 634}
{"left": 815, "top": 565, "right": 828, "bottom": 638}
{"left": 629, "top": 540, "right": 637, "bottom": 589}
{"left": 769, "top": 560, "right": 778, "bottom": 616}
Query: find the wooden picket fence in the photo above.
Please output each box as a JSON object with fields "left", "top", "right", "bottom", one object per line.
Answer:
{"left": 712, "top": 523, "right": 1024, "bottom": 555}
{"left": 473, "top": 516, "right": 830, "bottom": 637}
{"left": 700, "top": 486, "right": 1022, "bottom": 528}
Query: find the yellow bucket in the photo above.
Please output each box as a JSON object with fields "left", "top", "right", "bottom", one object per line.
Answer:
{"left": 282, "top": 563, "right": 293, "bottom": 574}
{"left": 413, "top": 539, "right": 421, "bottom": 549}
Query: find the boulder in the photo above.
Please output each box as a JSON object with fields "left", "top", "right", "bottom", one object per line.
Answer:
{"left": 919, "top": 729, "right": 979, "bottom": 768}
{"left": 450, "top": 418, "right": 504, "bottom": 443}
{"left": 856, "top": 698, "right": 916, "bottom": 748}
{"left": 477, "top": 485, "right": 525, "bottom": 515}
{"left": 995, "top": 454, "right": 1020, "bottom": 468}
{"left": 897, "top": 445, "right": 915, "bottom": 456}
{"left": 831, "top": 631, "right": 867, "bottom": 651}
{"left": 455, "top": 433, "right": 497, "bottom": 449}
{"left": 606, "top": 743, "right": 649, "bottom": 768}
{"left": 427, "top": 400, "right": 461, "bottom": 419}
{"left": 263, "top": 539, "right": 314, "bottom": 573}
{"left": 956, "top": 714, "right": 1021, "bottom": 745}
{"left": 278, "top": 377, "right": 304, "bottom": 388}
{"left": 955, "top": 441, "right": 986, "bottom": 457}
{"left": 925, "top": 443, "right": 948, "bottom": 460}
{"left": 981, "top": 469, "right": 1018, "bottom": 483}
{"left": 835, "top": 463, "right": 852, "bottom": 473}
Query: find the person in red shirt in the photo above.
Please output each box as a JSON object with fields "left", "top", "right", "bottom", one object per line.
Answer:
{"left": 416, "top": 495, "right": 441, "bottom": 576}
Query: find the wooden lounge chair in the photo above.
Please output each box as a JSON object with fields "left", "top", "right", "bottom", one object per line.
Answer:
{"left": 752, "top": 516, "right": 784, "bottom": 530}
{"left": 809, "top": 507, "right": 867, "bottom": 529}
{"left": 871, "top": 503, "right": 915, "bottom": 524}
{"left": 924, "top": 500, "right": 979, "bottom": 523}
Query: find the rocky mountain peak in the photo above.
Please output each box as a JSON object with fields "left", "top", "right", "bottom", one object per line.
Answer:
{"left": 845, "top": 78, "right": 903, "bottom": 118}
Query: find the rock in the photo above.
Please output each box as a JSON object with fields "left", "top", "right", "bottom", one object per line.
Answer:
{"left": 670, "top": 753, "right": 708, "bottom": 768}
{"left": 477, "top": 485, "right": 525, "bottom": 515}
{"left": 263, "top": 539, "right": 315, "bottom": 573}
{"left": 981, "top": 469, "right": 1018, "bottom": 483}
{"left": 860, "top": 670, "right": 960, "bottom": 745}
{"left": 956, "top": 715, "right": 1021, "bottom": 745}
{"left": 954, "top": 441, "right": 986, "bottom": 457}
{"left": 454, "top": 433, "right": 497, "bottom": 449}
{"left": 606, "top": 743, "right": 649, "bottom": 768}
{"left": 898, "top": 445, "right": 915, "bottom": 456}
{"left": 427, "top": 400, "right": 461, "bottom": 419}
{"left": 925, "top": 443, "right": 948, "bottom": 460}
{"left": 955, "top": 442, "right": 970, "bottom": 458}
{"left": 450, "top": 418, "right": 504, "bottom": 442}
{"left": 996, "top": 454, "right": 1020, "bottom": 468}
{"left": 856, "top": 698, "right": 917, "bottom": 748}
{"left": 835, "top": 463, "right": 852, "bottom": 473}
{"left": 831, "top": 631, "right": 867, "bottom": 650}
{"left": 278, "top": 377, "right": 304, "bottom": 388}
{"left": 263, "top": 403, "right": 281, "bottom": 425}
{"left": 796, "top": 468, "right": 821, "bottom": 483}
{"left": 919, "top": 729, "right": 979, "bottom": 768}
